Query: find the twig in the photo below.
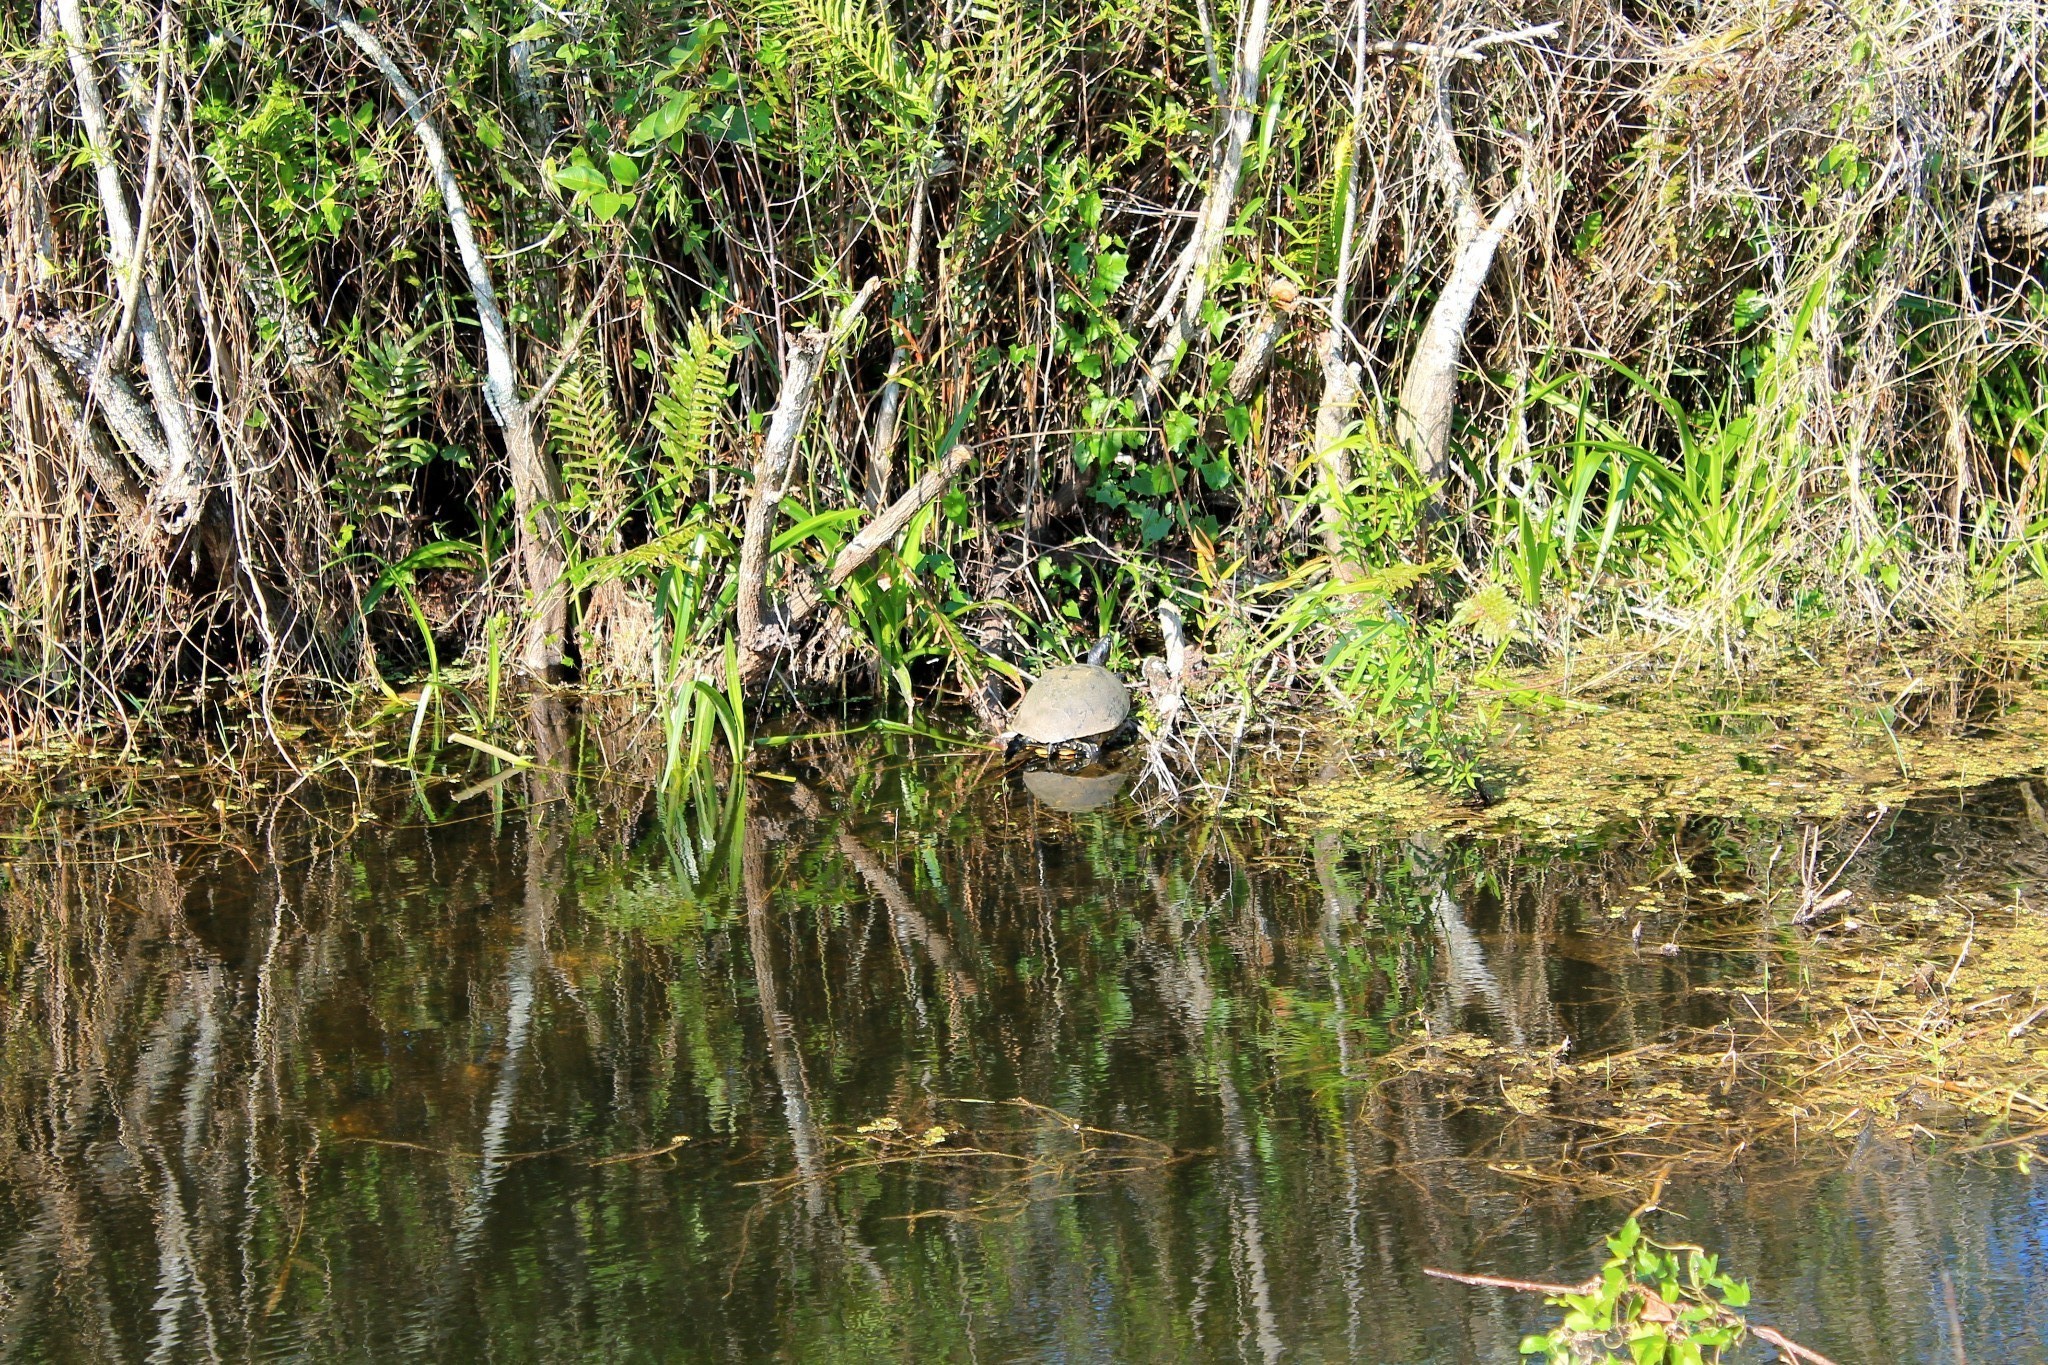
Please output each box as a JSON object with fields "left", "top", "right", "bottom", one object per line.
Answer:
{"left": 1753, "top": 1325, "right": 1843, "bottom": 1365}
{"left": 588, "top": 1135, "right": 692, "bottom": 1166}
{"left": 1364, "top": 22, "right": 1561, "bottom": 63}
{"left": 1423, "top": 1266, "right": 1588, "bottom": 1295}
{"left": 735, "top": 279, "right": 883, "bottom": 680}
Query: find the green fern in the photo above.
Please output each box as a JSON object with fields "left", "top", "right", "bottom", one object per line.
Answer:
{"left": 649, "top": 317, "right": 737, "bottom": 531}
{"left": 957, "top": 0, "right": 1066, "bottom": 154}
{"left": 1451, "top": 582, "right": 1519, "bottom": 647}
{"left": 1318, "top": 123, "right": 1358, "bottom": 283}
{"left": 548, "top": 349, "right": 632, "bottom": 554}
{"left": 338, "top": 330, "right": 437, "bottom": 526}
{"left": 750, "top": 0, "right": 929, "bottom": 115}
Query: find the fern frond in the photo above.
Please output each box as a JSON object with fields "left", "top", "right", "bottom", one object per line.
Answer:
{"left": 338, "top": 330, "right": 436, "bottom": 525}
{"left": 650, "top": 316, "right": 738, "bottom": 525}
{"left": 750, "top": 0, "right": 928, "bottom": 114}
{"left": 548, "top": 349, "right": 631, "bottom": 553}
{"left": 1452, "top": 582, "right": 1519, "bottom": 646}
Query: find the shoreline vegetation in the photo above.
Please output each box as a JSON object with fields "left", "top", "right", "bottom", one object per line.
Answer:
{"left": 4, "top": 656, "right": 2042, "bottom": 1168}
{"left": 3, "top": 0, "right": 2048, "bottom": 785}
{"left": 6, "top": 0, "right": 2048, "bottom": 1356}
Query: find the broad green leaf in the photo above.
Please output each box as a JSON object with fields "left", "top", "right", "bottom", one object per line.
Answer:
{"left": 552, "top": 162, "right": 607, "bottom": 195}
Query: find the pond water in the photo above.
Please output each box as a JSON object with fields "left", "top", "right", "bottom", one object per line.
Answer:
{"left": 1, "top": 718, "right": 2044, "bottom": 1362}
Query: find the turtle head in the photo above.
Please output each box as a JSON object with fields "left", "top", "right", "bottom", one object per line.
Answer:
{"left": 1085, "top": 634, "right": 1114, "bottom": 667}
{"left": 1000, "top": 731, "right": 1026, "bottom": 760}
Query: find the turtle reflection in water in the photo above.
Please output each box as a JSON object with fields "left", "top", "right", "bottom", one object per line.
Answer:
{"left": 999, "top": 638, "right": 1133, "bottom": 765}
{"left": 1020, "top": 765, "right": 1129, "bottom": 813}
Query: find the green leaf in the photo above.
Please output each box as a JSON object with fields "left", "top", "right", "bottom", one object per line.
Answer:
{"left": 552, "top": 162, "right": 607, "bottom": 195}
{"left": 1162, "top": 409, "right": 1197, "bottom": 451}
{"left": 629, "top": 93, "right": 696, "bottom": 146}
{"left": 1222, "top": 403, "right": 1252, "bottom": 445}
{"left": 1092, "top": 251, "right": 1128, "bottom": 298}
{"left": 607, "top": 152, "right": 641, "bottom": 186}
{"left": 1732, "top": 288, "right": 1770, "bottom": 331}
{"left": 773, "top": 507, "right": 865, "bottom": 554}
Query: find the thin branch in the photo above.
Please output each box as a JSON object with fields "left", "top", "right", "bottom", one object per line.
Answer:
{"left": 309, "top": 0, "right": 572, "bottom": 673}
{"left": 1364, "top": 22, "right": 1561, "bottom": 64}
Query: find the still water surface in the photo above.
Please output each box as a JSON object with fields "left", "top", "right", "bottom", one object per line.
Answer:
{"left": 1, "top": 727, "right": 2044, "bottom": 1361}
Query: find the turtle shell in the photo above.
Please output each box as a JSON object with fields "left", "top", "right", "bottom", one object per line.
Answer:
{"left": 1009, "top": 664, "right": 1130, "bottom": 746}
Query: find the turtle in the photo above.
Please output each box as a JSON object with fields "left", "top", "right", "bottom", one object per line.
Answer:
{"left": 1000, "top": 638, "right": 1132, "bottom": 764}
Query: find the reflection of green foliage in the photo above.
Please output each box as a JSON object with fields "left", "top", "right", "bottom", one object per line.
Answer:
{"left": 11, "top": 725, "right": 2020, "bottom": 1361}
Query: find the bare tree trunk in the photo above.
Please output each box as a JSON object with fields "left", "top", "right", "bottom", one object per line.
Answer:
{"left": 20, "top": 336, "right": 150, "bottom": 527}
{"left": 26, "top": 317, "right": 287, "bottom": 638}
{"left": 312, "top": 0, "right": 571, "bottom": 677}
{"left": 1226, "top": 302, "right": 1291, "bottom": 403}
{"left": 1307, "top": 0, "right": 1370, "bottom": 573}
{"left": 1313, "top": 339, "right": 1364, "bottom": 560}
{"left": 26, "top": 320, "right": 171, "bottom": 472}
{"left": 1942, "top": 370, "right": 1972, "bottom": 549}
{"left": 735, "top": 283, "right": 883, "bottom": 685}
{"left": 506, "top": 4, "right": 556, "bottom": 151}
{"left": 737, "top": 330, "right": 833, "bottom": 671}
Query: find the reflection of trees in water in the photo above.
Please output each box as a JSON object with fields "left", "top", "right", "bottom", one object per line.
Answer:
{"left": 0, "top": 736, "right": 2037, "bottom": 1359}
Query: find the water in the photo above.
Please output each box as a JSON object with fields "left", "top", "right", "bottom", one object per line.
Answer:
{"left": 1, "top": 724, "right": 2044, "bottom": 1362}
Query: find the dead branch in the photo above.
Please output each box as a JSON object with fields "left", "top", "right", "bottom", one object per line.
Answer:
{"left": 735, "top": 281, "right": 883, "bottom": 681}
{"left": 1364, "top": 22, "right": 1561, "bottom": 64}
{"left": 1136, "top": 0, "right": 1272, "bottom": 409}
{"left": 52, "top": 0, "right": 208, "bottom": 535}
{"left": 1227, "top": 303, "right": 1291, "bottom": 403}
{"left": 1423, "top": 1266, "right": 1587, "bottom": 1295}
{"left": 1312, "top": 334, "right": 1364, "bottom": 567}
{"left": 19, "top": 334, "right": 150, "bottom": 527}
{"left": 746, "top": 440, "right": 976, "bottom": 685}
{"left": 311, "top": 0, "right": 571, "bottom": 676}
{"left": 1394, "top": 63, "right": 1530, "bottom": 501}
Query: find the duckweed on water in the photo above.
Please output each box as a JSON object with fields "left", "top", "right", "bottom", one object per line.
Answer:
{"left": 1285, "top": 641, "right": 2048, "bottom": 839}
{"left": 1266, "top": 648, "right": 2048, "bottom": 1188}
